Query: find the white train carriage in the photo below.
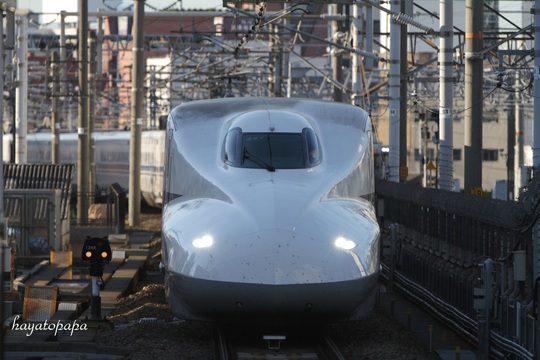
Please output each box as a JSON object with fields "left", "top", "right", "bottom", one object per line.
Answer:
{"left": 3, "top": 130, "right": 165, "bottom": 207}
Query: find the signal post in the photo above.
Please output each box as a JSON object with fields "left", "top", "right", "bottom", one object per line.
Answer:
{"left": 82, "top": 236, "right": 112, "bottom": 320}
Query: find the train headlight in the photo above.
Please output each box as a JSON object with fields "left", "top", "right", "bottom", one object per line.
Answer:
{"left": 192, "top": 234, "right": 213, "bottom": 248}
{"left": 334, "top": 236, "right": 357, "bottom": 250}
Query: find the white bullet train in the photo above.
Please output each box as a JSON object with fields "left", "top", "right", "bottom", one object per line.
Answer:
{"left": 3, "top": 130, "right": 165, "bottom": 208}
{"left": 160, "top": 97, "right": 381, "bottom": 324}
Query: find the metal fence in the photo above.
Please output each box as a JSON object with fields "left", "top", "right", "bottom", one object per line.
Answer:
{"left": 3, "top": 164, "right": 75, "bottom": 256}
{"left": 4, "top": 189, "right": 61, "bottom": 256}
{"left": 376, "top": 179, "right": 537, "bottom": 359}
{"left": 3, "top": 163, "right": 74, "bottom": 220}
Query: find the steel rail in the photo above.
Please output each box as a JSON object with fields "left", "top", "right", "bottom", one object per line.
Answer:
{"left": 212, "top": 324, "right": 234, "bottom": 360}
{"left": 316, "top": 332, "right": 347, "bottom": 360}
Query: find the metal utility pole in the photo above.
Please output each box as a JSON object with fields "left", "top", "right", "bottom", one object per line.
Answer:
{"left": 399, "top": 0, "right": 410, "bottom": 182}
{"left": 5, "top": 8, "right": 15, "bottom": 130}
{"left": 515, "top": 81, "right": 524, "bottom": 197}
{"left": 268, "top": 24, "right": 277, "bottom": 96}
{"left": 464, "top": 0, "right": 483, "bottom": 194}
{"left": 15, "top": 11, "right": 28, "bottom": 164}
{"left": 387, "top": 0, "right": 401, "bottom": 182}
{"left": 421, "top": 116, "right": 429, "bottom": 187}
{"left": 88, "top": 30, "right": 97, "bottom": 198}
{"left": 282, "top": 3, "right": 290, "bottom": 99}
{"left": 439, "top": 0, "right": 454, "bottom": 191}
{"left": 0, "top": 2, "right": 9, "bottom": 251}
{"left": 77, "top": 0, "right": 90, "bottom": 223}
{"left": 506, "top": 93, "right": 515, "bottom": 201}
{"left": 273, "top": 25, "right": 283, "bottom": 97}
{"left": 51, "top": 51, "right": 60, "bottom": 164}
{"left": 0, "top": 14, "right": 4, "bottom": 360}
{"left": 97, "top": 10, "right": 104, "bottom": 125}
{"left": 6, "top": 10, "right": 15, "bottom": 164}
{"left": 533, "top": 2, "right": 540, "bottom": 354}
{"left": 129, "top": 0, "right": 145, "bottom": 227}
{"left": 1, "top": 8, "right": 15, "bottom": 358}
{"left": 331, "top": 4, "right": 343, "bottom": 103}
{"left": 365, "top": 4, "right": 374, "bottom": 76}
{"left": 60, "top": 11, "right": 70, "bottom": 130}
{"left": 0, "top": 6, "right": 6, "bottom": 196}
{"left": 351, "top": 3, "right": 363, "bottom": 107}
{"left": 149, "top": 67, "right": 156, "bottom": 127}
{"left": 534, "top": 0, "right": 540, "bottom": 168}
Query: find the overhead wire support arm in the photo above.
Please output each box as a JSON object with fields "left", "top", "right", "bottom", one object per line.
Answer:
{"left": 224, "top": 4, "right": 385, "bottom": 62}
{"left": 222, "top": 0, "right": 436, "bottom": 37}
{"left": 359, "top": 0, "right": 436, "bottom": 35}
{"left": 469, "top": 24, "right": 533, "bottom": 60}
{"left": 263, "top": 3, "right": 309, "bottom": 27}
{"left": 484, "top": 2, "right": 533, "bottom": 40}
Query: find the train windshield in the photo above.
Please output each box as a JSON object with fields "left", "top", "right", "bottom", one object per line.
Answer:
{"left": 223, "top": 128, "right": 321, "bottom": 170}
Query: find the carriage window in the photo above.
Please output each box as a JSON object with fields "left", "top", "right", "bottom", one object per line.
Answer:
{"left": 222, "top": 128, "right": 322, "bottom": 170}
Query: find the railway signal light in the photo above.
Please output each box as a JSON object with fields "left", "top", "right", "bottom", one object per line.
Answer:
{"left": 81, "top": 236, "right": 112, "bottom": 262}
{"left": 81, "top": 236, "right": 111, "bottom": 320}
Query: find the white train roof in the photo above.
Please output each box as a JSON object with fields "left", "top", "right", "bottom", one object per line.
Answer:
{"left": 170, "top": 97, "right": 370, "bottom": 133}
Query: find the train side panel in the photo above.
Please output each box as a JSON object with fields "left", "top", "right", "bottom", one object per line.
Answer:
{"left": 4, "top": 130, "right": 165, "bottom": 208}
{"left": 141, "top": 130, "right": 165, "bottom": 207}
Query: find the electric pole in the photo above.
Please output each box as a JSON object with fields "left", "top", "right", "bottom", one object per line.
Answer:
{"left": 464, "top": 0, "right": 483, "bottom": 194}
{"left": 89, "top": 30, "right": 97, "bottom": 198}
{"left": 387, "top": 0, "right": 401, "bottom": 183}
{"left": 331, "top": 4, "right": 343, "bottom": 103}
{"left": 399, "top": 0, "right": 410, "bottom": 182}
{"left": 439, "top": 0, "right": 454, "bottom": 191}
{"left": 77, "top": 0, "right": 90, "bottom": 223}
{"left": 129, "top": 0, "right": 145, "bottom": 226}
{"left": 15, "top": 11, "right": 28, "bottom": 164}
{"left": 51, "top": 51, "right": 60, "bottom": 164}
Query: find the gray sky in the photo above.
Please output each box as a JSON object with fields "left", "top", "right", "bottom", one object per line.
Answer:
{"left": 17, "top": 0, "right": 225, "bottom": 13}
{"left": 141, "top": 0, "right": 224, "bottom": 10}
{"left": 18, "top": 0, "right": 531, "bottom": 29}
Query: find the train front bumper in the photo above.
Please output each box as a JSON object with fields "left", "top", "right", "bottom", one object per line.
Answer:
{"left": 164, "top": 269, "right": 379, "bottom": 323}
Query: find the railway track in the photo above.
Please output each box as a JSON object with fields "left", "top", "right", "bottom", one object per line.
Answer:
{"left": 213, "top": 324, "right": 346, "bottom": 360}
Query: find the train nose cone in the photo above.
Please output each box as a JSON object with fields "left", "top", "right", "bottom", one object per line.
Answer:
{"left": 194, "top": 228, "right": 376, "bottom": 285}
{"left": 163, "top": 197, "right": 379, "bottom": 286}
{"left": 165, "top": 226, "right": 380, "bottom": 323}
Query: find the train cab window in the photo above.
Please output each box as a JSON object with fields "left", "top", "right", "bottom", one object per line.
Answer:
{"left": 304, "top": 128, "right": 321, "bottom": 166}
{"left": 243, "top": 133, "right": 303, "bottom": 169}
{"left": 223, "top": 128, "right": 241, "bottom": 166}
{"left": 222, "top": 128, "right": 322, "bottom": 170}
